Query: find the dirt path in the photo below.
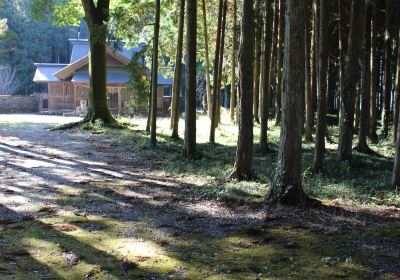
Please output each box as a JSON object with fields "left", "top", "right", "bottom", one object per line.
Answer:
{"left": 0, "top": 115, "right": 399, "bottom": 280}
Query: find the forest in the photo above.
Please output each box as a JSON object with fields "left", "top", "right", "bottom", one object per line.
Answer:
{"left": 0, "top": 0, "right": 400, "bottom": 279}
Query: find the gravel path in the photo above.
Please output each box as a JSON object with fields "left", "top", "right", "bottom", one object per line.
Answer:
{"left": 0, "top": 114, "right": 261, "bottom": 236}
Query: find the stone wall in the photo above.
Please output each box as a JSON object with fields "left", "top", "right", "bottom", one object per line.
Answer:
{"left": 0, "top": 95, "right": 39, "bottom": 113}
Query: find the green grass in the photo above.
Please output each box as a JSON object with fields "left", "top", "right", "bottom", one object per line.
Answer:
{"left": 108, "top": 112, "right": 399, "bottom": 208}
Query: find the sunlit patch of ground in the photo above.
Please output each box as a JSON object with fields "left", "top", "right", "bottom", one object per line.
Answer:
{"left": 0, "top": 114, "right": 399, "bottom": 279}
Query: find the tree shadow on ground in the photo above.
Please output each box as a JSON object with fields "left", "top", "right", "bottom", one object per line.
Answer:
{"left": 0, "top": 123, "right": 399, "bottom": 278}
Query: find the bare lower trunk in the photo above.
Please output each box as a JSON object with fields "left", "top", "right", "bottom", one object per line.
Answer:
{"left": 183, "top": 0, "right": 197, "bottom": 158}
{"left": 209, "top": 0, "right": 224, "bottom": 143}
{"left": 337, "top": 0, "right": 365, "bottom": 163}
{"left": 355, "top": 3, "right": 371, "bottom": 152}
{"left": 150, "top": 0, "right": 160, "bottom": 147}
{"left": 231, "top": 0, "right": 254, "bottom": 180}
{"left": 274, "top": 0, "right": 283, "bottom": 125}
{"left": 268, "top": 0, "right": 309, "bottom": 206}
{"left": 369, "top": 3, "right": 378, "bottom": 143}
{"left": 381, "top": 0, "right": 392, "bottom": 139}
{"left": 253, "top": 0, "right": 262, "bottom": 123}
{"left": 230, "top": 0, "right": 238, "bottom": 123}
{"left": 202, "top": 0, "right": 212, "bottom": 118}
{"left": 171, "top": 0, "right": 185, "bottom": 139}
{"left": 260, "top": 0, "right": 274, "bottom": 154}
{"left": 393, "top": 31, "right": 400, "bottom": 143}
{"left": 313, "top": 0, "right": 328, "bottom": 174}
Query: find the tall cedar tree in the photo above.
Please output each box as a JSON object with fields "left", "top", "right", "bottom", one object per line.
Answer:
{"left": 313, "top": 0, "right": 328, "bottom": 173}
{"left": 253, "top": 0, "right": 262, "bottom": 123}
{"left": 202, "top": 0, "right": 212, "bottom": 118}
{"left": 304, "top": 0, "right": 312, "bottom": 142}
{"left": 394, "top": 29, "right": 400, "bottom": 142}
{"left": 170, "top": 0, "right": 185, "bottom": 139}
{"left": 215, "top": 0, "right": 228, "bottom": 124}
{"left": 337, "top": 0, "right": 365, "bottom": 162}
{"left": 81, "top": 0, "right": 115, "bottom": 124}
{"left": 381, "top": 0, "right": 392, "bottom": 138}
{"left": 305, "top": 0, "right": 318, "bottom": 141}
{"left": 230, "top": 0, "right": 238, "bottom": 122}
{"left": 150, "top": 0, "right": 160, "bottom": 147}
{"left": 231, "top": 0, "right": 255, "bottom": 180}
{"left": 259, "top": 0, "right": 274, "bottom": 154}
{"left": 275, "top": 0, "right": 284, "bottom": 125}
{"left": 183, "top": 0, "right": 197, "bottom": 158}
{"left": 268, "top": 0, "right": 309, "bottom": 206}
{"left": 209, "top": 0, "right": 224, "bottom": 143}
{"left": 393, "top": 27, "right": 400, "bottom": 186}
{"left": 355, "top": 3, "right": 372, "bottom": 152}
{"left": 369, "top": 0, "right": 378, "bottom": 143}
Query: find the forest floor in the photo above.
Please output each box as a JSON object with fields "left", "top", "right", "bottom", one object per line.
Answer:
{"left": 0, "top": 114, "right": 399, "bottom": 280}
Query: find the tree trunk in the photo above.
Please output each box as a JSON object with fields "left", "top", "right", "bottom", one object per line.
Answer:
{"left": 381, "top": 0, "right": 392, "bottom": 139}
{"left": 209, "top": 0, "right": 224, "bottom": 143}
{"left": 393, "top": 29, "right": 400, "bottom": 143}
{"left": 216, "top": 0, "right": 228, "bottom": 125}
{"left": 230, "top": 0, "right": 238, "bottom": 123}
{"left": 81, "top": 0, "right": 115, "bottom": 125}
{"left": 304, "top": 0, "right": 313, "bottom": 142}
{"left": 268, "top": 0, "right": 309, "bottom": 206}
{"left": 338, "top": 0, "right": 345, "bottom": 121}
{"left": 170, "top": 0, "right": 185, "bottom": 139}
{"left": 369, "top": 1, "right": 378, "bottom": 143}
{"left": 201, "top": 0, "right": 212, "bottom": 118}
{"left": 150, "top": 0, "right": 160, "bottom": 147}
{"left": 231, "top": 0, "right": 255, "bottom": 180}
{"left": 355, "top": 3, "right": 372, "bottom": 152}
{"left": 337, "top": 0, "right": 365, "bottom": 163}
{"left": 306, "top": 0, "right": 317, "bottom": 141}
{"left": 274, "top": 0, "right": 284, "bottom": 125}
{"left": 260, "top": 0, "right": 274, "bottom": 154}
{"left": 313, "top": 0, "right": 328, "bottom": 174}
{"left": 146, "top": 56, "right": 154, "bottom": 133}
{"left": 253, "top": 0, "right": 262, "bottom": 123}
{"left": 183, "top": 0, "right": 197, "bottom": 158}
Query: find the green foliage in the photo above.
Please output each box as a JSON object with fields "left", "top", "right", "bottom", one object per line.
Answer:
{"left": 0, "top": 0, "right": 75, "bottom": 95}
{"left": 125, "top": 47, "right": 150, "bottom": 106}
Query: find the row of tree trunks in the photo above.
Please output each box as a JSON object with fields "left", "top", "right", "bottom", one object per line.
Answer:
{"left": 355, "top": 2, "right": 372, "bottom": 153}
{"left": 337, "top": 0, "right": 365, "bottom": 163}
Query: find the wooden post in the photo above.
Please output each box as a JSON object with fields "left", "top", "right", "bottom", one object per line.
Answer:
{"left": 118, "top": 86, "right": 122, "bottom": 114}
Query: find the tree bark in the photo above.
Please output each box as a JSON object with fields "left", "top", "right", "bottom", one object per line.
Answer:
{"left": 355, "top": 3, "right": 372, "bottom": 152}
{"left": 81, "top": 0, "right": 115, "bottom": 125}
{"left": 253, "top": 0, "right": 262, "bottom": 123}
{"left": 381, "top": 0, "right": 392, "bottom": 139}
{"left": 393, "top": 29, "right": 400, "bottom": 143}
{"left": 209, "top": 0, "right": 224, "bottom": 143}
{"left": 150, "top": 0, "right": 160, "bottom": 147}
{"left": 369, "top": 1, "right": 378, "bottom": 143}
{"left": 260, "top": 0, "right": 274, "bottom": 154}
{"left": 337, "top": 0, "right": 365, "bottom": 163}
{"left": 304, "top": 0, "right": 313, "bottom": 142}
{"left": 313, "top": 0, "right": 328, "bottom": 174}
{"left": 201, "top": 0, "right": 212, "bottom": 119}
{"left": 268, "top": 0, "right": 309, "bottom": 206}
{"left": 231, "top": 0, "right": 255, "bottom": 180}
{"left": 230, "top": 0, "right": 238, "bottom": 123}
{"left": 274, "top": 0, "right": 284, "bottom": 125}
{"left": 306, "top": 0, "right": 317, "bottom": 141}
{"left": 183, "top": 0, "right": 197, "bottom": 158}
{"left": 216, "top": 0, "right": 228, "bottom": 125}
{"left": 170, "top": 0, "right": 185, "bottom": 139}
